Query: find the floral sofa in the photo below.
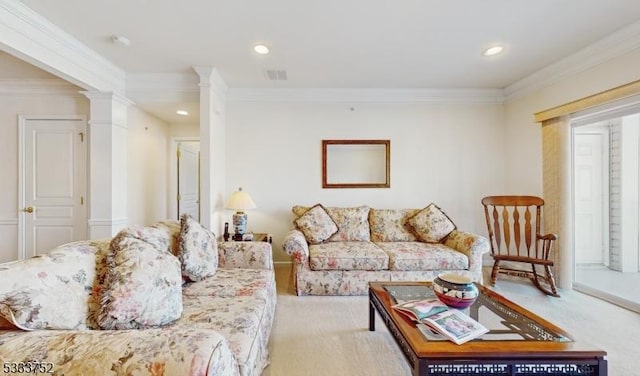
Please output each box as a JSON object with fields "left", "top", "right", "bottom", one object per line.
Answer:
{"left": 0, "top": 217, "right": 275, "bottom": 376}
{"left": 283, "top": 204, "right": 489, "bottom": 295}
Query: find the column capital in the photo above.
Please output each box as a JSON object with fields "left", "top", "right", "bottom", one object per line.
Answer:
{"left": 192, "top": 66, "right": 228, "bottom": 96}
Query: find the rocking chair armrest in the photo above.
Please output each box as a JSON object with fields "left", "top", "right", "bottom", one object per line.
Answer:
{"left": 537, "top": 233, "right": 558, "bottom": 241}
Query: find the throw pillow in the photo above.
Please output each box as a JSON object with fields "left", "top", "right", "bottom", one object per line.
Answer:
{"left": 408, "top": 203, "right": 456, "bottom": 243}
{"left": 292, "top": 205, "right": 371, "bottom": 241}
{"left": 178, "top": 214, "right": 219, "bottom": 281}
{"left": 98, "top": 227, "right": 183, "bottom": 330}
{"left": 294, "top": 204, "right": 338, "bottom": 244}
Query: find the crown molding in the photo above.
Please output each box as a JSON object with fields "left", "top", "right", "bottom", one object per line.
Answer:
{"left": 127, "top": 73, "right": 200, "bottom": 102}
{"left": 227, "top": 88, "right": 505, "bottom": 103}
{"left": 505, "top": 20, "right": 640, "bottom": 102}
{"left": 0, "top": 78, "right": 82, "bottom": 96}
{"left": 0, "top": 0, "right": 125, "bottom": 94}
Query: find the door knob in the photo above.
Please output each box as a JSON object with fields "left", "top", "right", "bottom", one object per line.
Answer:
{"left": 22, "top": 206, "right": 34, "bottom": 213}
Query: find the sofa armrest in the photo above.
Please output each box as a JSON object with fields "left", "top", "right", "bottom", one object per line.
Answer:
{"left": 282, "top": 229, "right": 310, "bottom": 266}
{"left": 0, "top": 327, "right": 239, "bottom": 376}
{"left": 443, "top": 230, "right": 490, "bottom": 272}
{"left": 218, "top": 242, "right": 273, "bottom": 270}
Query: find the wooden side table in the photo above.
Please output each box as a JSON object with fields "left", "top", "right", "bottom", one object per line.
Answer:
{"left": 223, "top": 233, "right": 272, "bottom": 243}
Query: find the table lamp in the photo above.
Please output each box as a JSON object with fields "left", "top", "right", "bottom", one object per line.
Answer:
{"left": 224, "top": 187, "right": 257, "bottom": 241}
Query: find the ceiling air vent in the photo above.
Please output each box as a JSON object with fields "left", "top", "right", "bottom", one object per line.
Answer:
{"left": 264, "top": 69, "right": 288, "bottom": 81}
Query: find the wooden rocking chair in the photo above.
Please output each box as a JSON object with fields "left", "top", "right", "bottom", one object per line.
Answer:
{"left": 481, "top": 196, "right": 560, "bottom": 297}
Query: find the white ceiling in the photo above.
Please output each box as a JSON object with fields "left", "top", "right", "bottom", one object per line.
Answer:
{"left": 6, "top": 0, "right": 640, "bottom": 123}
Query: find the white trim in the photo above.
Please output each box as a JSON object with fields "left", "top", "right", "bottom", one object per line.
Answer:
{"left": 127, "top": 73, "right": 200, "bottom": 103}
{"left": 0, "top": 0, "right": 125, "bottom": 94}
{"left": 88, "top": 218, "right": 128, "bottom": 227}
{"left": 227, "top": 88, "right": 505, "bottom": 103}
{"left": 505, "top": 20, "right": 640, "bottom": 101}
{"left": 570, "top": 94, "right": 640, "bottom": 127}
{"left": 0, "top": 78, "right": 82, "bottom": 96}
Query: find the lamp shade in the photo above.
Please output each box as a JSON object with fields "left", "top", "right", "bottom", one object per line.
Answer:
{"left": 224, "top": 187, "right": 257, "bottom": 211}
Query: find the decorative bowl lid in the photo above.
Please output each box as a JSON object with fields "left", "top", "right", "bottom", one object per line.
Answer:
{"left": 438, "top": 273, "right": 472, "bottom": 285}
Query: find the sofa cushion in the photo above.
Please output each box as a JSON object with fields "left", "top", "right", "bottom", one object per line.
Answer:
{"left": 408, "top": 203, "right": 456, "bottom": 243}
{"left": 369, "top": 208, "right": 419, "bottom": 242}
{"left": 294, "top": 204, "right": 338, "bottom": 244}
{"left": 375, "top": 242, "right": 469, "bottom": 271}
{"left": 309, "top": 242, "right": 389, "bottom": 270}
{"left": 179, "top": 295, "right": 273, "bottom": 376}
{"left": 98, "top": 226, "right": 183, "bottom": 330}
{"left": 0, "top": 239, "right": 109, "bottom": 330}
{"left": 293, "top": 205, "right": 371, "bottom": 242}
{"left": 179, "top": 214, "right": 219, "bottom": 281}
{"left": 183, "top": 268, "right": 276, "bottom": 301}
{"left": 150, "top": 219, "right": 181, "bottom": 255}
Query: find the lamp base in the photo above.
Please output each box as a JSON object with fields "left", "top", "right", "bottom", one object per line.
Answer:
{"left": 232, "top": 211, "right": 248, "bottom": 240}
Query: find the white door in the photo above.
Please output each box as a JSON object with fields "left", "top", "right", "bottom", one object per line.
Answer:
{"left": 177, "top": 141, "right": 200, "bottom": 221}
{"left": 574, "top": 132, "right": 607, "bottom": 265}
{"left": 20, "top": 117, "right": 87, "bottom": 258}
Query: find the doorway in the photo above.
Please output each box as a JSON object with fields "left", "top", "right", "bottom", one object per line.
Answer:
{"left": 18, "top": 116, "right": 88, "bottom": 259}
{"left": 172, "top": 140, "right": 200, "bottom": 221}
{"left": 572, "top": 113, "right": 640, "bottom": 312}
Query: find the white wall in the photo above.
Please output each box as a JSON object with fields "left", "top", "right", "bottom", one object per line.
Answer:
{"left": 126, "top": 107, "right": 171, "bottom": 225}
{"left": 0, "top": 89, "right": 88, "bottom": 262}
{"left": 226, "top": 100, "right": 506, "bottom": 262}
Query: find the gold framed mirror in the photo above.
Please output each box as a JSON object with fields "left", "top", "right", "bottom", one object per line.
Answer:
{"left": 322, "top": 139, "right": 390, "bottom": 188}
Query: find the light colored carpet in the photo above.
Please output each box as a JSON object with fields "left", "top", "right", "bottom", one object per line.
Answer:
{"left": 263, "top": 265, "right": 640, "bottom": 376}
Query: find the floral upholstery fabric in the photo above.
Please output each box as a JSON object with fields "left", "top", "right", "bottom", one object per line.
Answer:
{"left": 179, "top": 294, "right": 275, "bottom": 376}
{"left": 0, "top": 326, "right": 239, "bottom": 376}
{"left": 0, "top": 225, "right": 277, "bottom": 376}
{"left": 408, "top": 203, "right": 456, "bottom": 243}
{"left": 183, "top": 269, "right": 275, "bottom": 301}
{"left": 150, "top": 219, "right": 181, "bottom": 255}
{"left": 293, "top": 205, "right": 371, "bottom": 241}
{"left": 284, "top": 206, "right": 490, "bottom": 295}
{"left": 309, "top": 242, "right": 389, "bottom": 271}
{"left": 98, "top": 227, "right": 183, "bottom": 330}
{"left": 369, "top": 208, "right": 419, "bottom": 242}
{"left": 0, "top": 239, "right": 109, "bottom": 330}
{"left": 282, "top": 229, "right": 310, "bottom": 267}
{"left": 218, "top": 242, "right": 274, "bottom": 270}
{"left": 182, "top": 266, "right": 276, "bottom": 376}
{"left": 294, "top": 204, "right": 338, "bottom": 244}
{"left": 443, "top": 229, "right": 491, "bottom": 277}
{"left": 179, "top": 214, "right": 219, "bottom": 281}
{"left": 375, "top": 242, "right": 469, "bottom": 271}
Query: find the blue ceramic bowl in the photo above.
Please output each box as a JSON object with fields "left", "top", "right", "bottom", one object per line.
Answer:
{"left": 432, "top": 273, "right": 479, "bottom": 309}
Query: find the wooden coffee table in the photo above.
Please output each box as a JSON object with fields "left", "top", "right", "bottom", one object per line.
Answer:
{"left": 369, "top": 281, "right": 607, "bottom": 376}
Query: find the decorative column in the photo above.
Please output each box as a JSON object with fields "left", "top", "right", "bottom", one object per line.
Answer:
{"left": 82, "top": 91, "right": 132, "bottom": 238}
{"left": 193, "top": 66, "right": 227, "bottom": 233}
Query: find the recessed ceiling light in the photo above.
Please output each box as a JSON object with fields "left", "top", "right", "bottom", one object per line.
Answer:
{"left": 483, "top": 46, "right": 504, "bottom": 56}
{"left": 111, "top": 35, "right": 130, "bottom": 47}
{"left": 176, "top": 110, "right": 189, "bottom": 116}
{"left": 254, "top": 44, "right": 270, "bottom": 55}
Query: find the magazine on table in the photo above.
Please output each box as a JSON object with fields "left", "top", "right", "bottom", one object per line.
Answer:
{"left": 392, "top": 299, "right": 448, "bottom": 322}
{"left": 421, "top": 309, "right": 488, "bottom": 345}
{"left": 392, "top": 299, "right": 488, "bottom": 345}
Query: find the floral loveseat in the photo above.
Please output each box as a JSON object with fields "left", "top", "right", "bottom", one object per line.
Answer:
{"left": 283, "top": 204, "right": 489, "bottom": 295}
{"left": 0, "top": 216, "right": 275, "bottom": 376}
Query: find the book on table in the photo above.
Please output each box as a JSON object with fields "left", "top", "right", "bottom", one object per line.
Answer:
{"left": 392, "top": 299, "right": 488, "bottom": 345}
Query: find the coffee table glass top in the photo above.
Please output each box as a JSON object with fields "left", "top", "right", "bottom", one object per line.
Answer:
{"left": 382, "top": 283, "right": 571, "bottom": 342}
